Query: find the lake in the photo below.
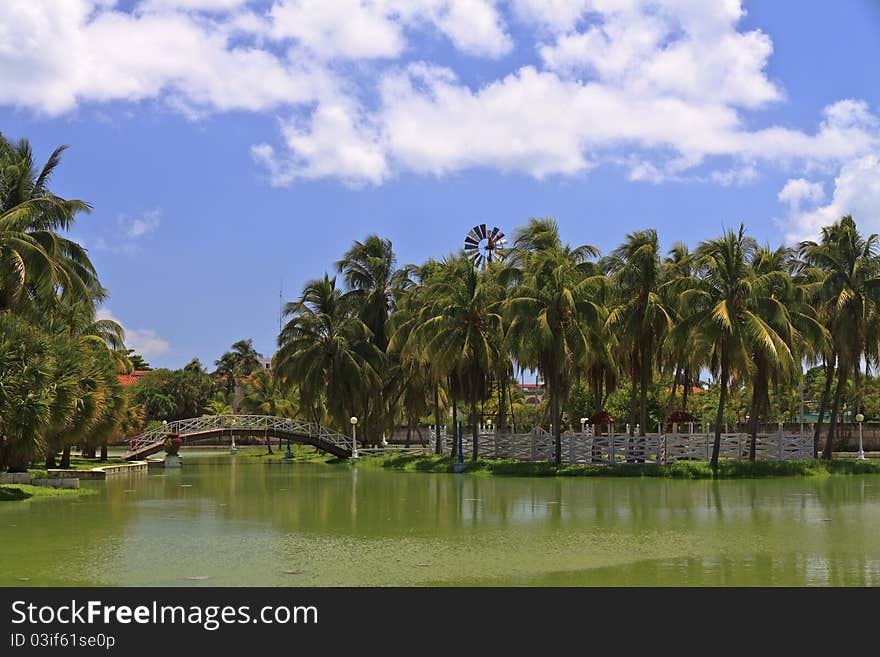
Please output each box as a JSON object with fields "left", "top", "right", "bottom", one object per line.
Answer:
{"left": 2, "top": 452, "right": 879, "bottom": 586}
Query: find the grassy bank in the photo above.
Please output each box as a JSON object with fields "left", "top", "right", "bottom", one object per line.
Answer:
{"left": 361, "top": 454, "right": 880, "bottom": 479}
{"left": 0, "top": 484, "right": 99, "bottom": 502}
{"left": 233, "top": 444, "right": 342, "bottom": 464}
{"left": 27, "top": 456, "right": 125, "bottom": 479}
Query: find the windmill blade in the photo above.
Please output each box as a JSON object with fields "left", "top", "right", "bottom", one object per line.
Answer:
{"left": 464, "top": 243, "right": 478, "bottom": 251}
{"left": 479, "top": 224, "right": 487, "bottom": 238}
{"left": 470, "top": 226, "right": 482, "bottom": 239}
{"left": 494, "top": 230, "right": 505, "bottom": 241}
{"left": 464, "top": 235, "right": 479, "bottom": 246}
{"left": 475, "top": 254, "right": 484, "bottom": 269}
{"left": 490, "top": 226, "right": 500, "bottom": 240}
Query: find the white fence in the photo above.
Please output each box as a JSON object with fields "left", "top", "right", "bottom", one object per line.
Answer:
{"left": 434, "top": 425, "right": 813, "bottom": 464}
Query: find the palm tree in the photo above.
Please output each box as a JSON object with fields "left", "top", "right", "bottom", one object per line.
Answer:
{"left": 274, "top": 275, "right": 381, "bottom": 435}
{"left": 674, "top": 225, "right": 791, "bottom": 468}
{"left": 0, "top": 136, "right": 98, "bottom": 314}
{"left": 661, "top": 243, "right": 702, "bottom": 416}
{"left": 604, "top": 229, "right": 672, "bottom": 439}
{"left": 800, "top": 216, "right": 880, "bottom": 458}
{"left": 214, "top": 339, "right": 263, "bottom": 404}
{"left": 505, "top": 218, "right": 606, "bottom": 464}
{"left": 239, "top": 370, "right": 296, "bottom": 418}
{"left": 743, "top": 245, "right": 825, "bottom": 459}
{"left": 416, "top": 254, "right": 503, "bottom": 460}
{"left": 0, "top": 312, "right": 56, "bottom": 472}
{"left": 336, "top": 235, "right": 412, "bottom": 444}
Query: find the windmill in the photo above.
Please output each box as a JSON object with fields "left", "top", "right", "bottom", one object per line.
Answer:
{"left": 463, "top": 224, "right": 506, "bottom": 269}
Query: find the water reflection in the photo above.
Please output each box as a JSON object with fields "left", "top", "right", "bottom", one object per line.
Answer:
{"left": 1, "top": 454, "right": 879, "bottom": 586}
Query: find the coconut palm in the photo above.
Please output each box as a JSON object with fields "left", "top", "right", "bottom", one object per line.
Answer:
{"left": 239, "top": 370, "right": 296, "bottom": 418}
{"left": 214, "top": 339, "right": 263, "bottom": 404}
{"left": 674, "top": 225, "right": 794, "bottom": 468}
{"left": 505, "top": 218, "right": 606, "bottom": 464}
{"left": 743, "top": 245, "right": 826, "bottom": 459}
{"left": 800, "top": 216, "right": 880, "bottom": 458}
{"left": 335, "top": 235, "right": 412, "bottom": 444}
{"left": 604, "top": 229, "right": 673, "bottom": 438}
{"left": 415, "top": 254, "right": 504, "bottom": 460}
{"left": 274, "top": 275, "right": 381, "bottom": 434}
{"left": 661, "top": 243, "right": 702, "bottom": 415}
{"left": 0, "top": 136, "right": 98, "bottom": 313}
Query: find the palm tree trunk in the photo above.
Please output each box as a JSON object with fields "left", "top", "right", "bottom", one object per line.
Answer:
{"left": 450, "top": 398, "right": 458, "bottom": 460}
{"left": 551, "top": 379, "right": 562, "bottom": 464}
{"left": 628, "top": 366, "right": 638, "bottom": 436}
{"left": 497, "top": 377, "right": 508, "bottom": 434}
{"left": 639, "top": 340, "right": 649, "bottom": 436}
{"left": 823, "top": 365, "right": 849, "bottom": 460}
{"left": 433, "top": 382, "right": 443, "bottom": 455}
{"left": 682, "top": 368, "right": 691, "bottom": 411}
{"left": 711, "top": 349, "right": 729, "bottom": 468}
{"left": 59, "top": 445, "right": 71, "bottom": 469}
{"left": 100, "top": 442, "right": 108, "bottom": 462}
{"left": 748, "top": 378, "right": 760, "bottom": 461}
{"left": 814, "top": 357, "right": 835, "bottom": 458}
{"left": 668, "top": 364, "right": 681, "bottom": 408}
{"left": 471, "top": 402, "right": 480, "bottom": 461}
{"left": 45, "top": 450, "right": 57, "bottom": 469}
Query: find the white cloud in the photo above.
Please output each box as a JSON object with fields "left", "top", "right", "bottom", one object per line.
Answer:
{"left": 252, "top": 100, "right": 388, "bottom": 185}
{"left": 139, "top": 0, "right": 248, "bottom": 11}
{"left": 96, "top": 309, "right": 171, "bottom": 358}
{"left": 267, "top": 1, "right": 406, "bottom": 59}
{"left": 537, "top": 1, "right": 780, "bottom": 110}
{"left": 0, "top": 0, "right": 877, "bottom": 198}
{"left": 0, "top": 1, "right": 333, "bottom": 116}
{"left": 780, "top": 154, "right": 880, "bottom": 243}
{"left": 93, "top": 208, "right": 162, "bottom": 253}
{"left": 264, "top": 1, "right": 512, "bottom": 60}
{"left": 121, "top": 208, "right": 162, "bottom": 239}
{"left": 778, "top": 178, "right": 825, "bottom": 211}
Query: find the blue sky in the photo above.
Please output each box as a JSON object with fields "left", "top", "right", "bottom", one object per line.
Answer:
{"left": 2, "top": 1, "right": 879, "bottom": 369}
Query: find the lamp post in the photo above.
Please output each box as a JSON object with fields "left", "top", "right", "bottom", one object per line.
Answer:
{"left": 350, "top": 416, "right": 359, "bottom": 460}
{"left": 856, "top": 413, "right": 865, "bottom": 460}
{"left": 453, "top": 421, "right": 466, "bottom": 472}
{"left": 580, "top": 417, "right": 588, "bottom": 434}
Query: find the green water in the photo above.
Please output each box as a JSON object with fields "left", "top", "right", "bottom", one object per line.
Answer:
{"left": 2, "top": 452, "right": 880, "bottom": 586}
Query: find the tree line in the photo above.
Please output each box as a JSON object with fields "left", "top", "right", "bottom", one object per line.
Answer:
{"left": 0, "top": 135, "right": 142, "bottom": 472}
{"left": 272, "top": 217, "right": 880, "bottom": 469}
{"left": 4, "top": 133, "right": 878, "bottom": 472}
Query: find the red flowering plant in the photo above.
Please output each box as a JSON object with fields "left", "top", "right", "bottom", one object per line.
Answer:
{"left": 164, "top": 433, "right": 183, "bottom": 456}
{"left": 591, "top": 410, "right": 615, "bottom": 426}
{"left": 665, "top": 410, "right": 698, "bottom": 424}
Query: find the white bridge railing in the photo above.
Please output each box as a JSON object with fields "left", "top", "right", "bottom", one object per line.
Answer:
{"left": 126, "top": 415, "right": 355, "bottom": 454}
{"left": 439, "top": 425, "right": 813, "bottom": 464}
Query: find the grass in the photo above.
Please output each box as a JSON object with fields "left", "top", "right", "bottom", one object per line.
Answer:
{"left": 233, "top": 444, "right": 342, "bottom": 464}
{"left": 27, "top": 456, "right": 123, "bottom": 479}
{"left": 0, "top": 484, "right": 99, "bottom": 502}
{"left": 361, "top": 453, "right": 880, "bottom": 479}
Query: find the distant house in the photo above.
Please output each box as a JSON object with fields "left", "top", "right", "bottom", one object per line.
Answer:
{"left": 518, "top": 382, "right": 545, "bottom": 405}
{"left": 118, "top": 370, "right": 150, "bottom": 387}
{"left": 257, "top": 357, "right": 272, "bottom": 372}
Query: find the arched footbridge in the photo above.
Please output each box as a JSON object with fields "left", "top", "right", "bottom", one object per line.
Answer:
{"left": 122, "top": 415, "right": 361, "bottom": 461}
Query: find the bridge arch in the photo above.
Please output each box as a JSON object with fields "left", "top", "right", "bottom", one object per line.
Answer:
{"left": 122, "top": 415, "right": 355, "bottom": 460}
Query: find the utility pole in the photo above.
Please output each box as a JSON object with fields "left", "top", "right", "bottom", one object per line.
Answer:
{"left": 279, "top": 279, "right": 284, "bottom": 334}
